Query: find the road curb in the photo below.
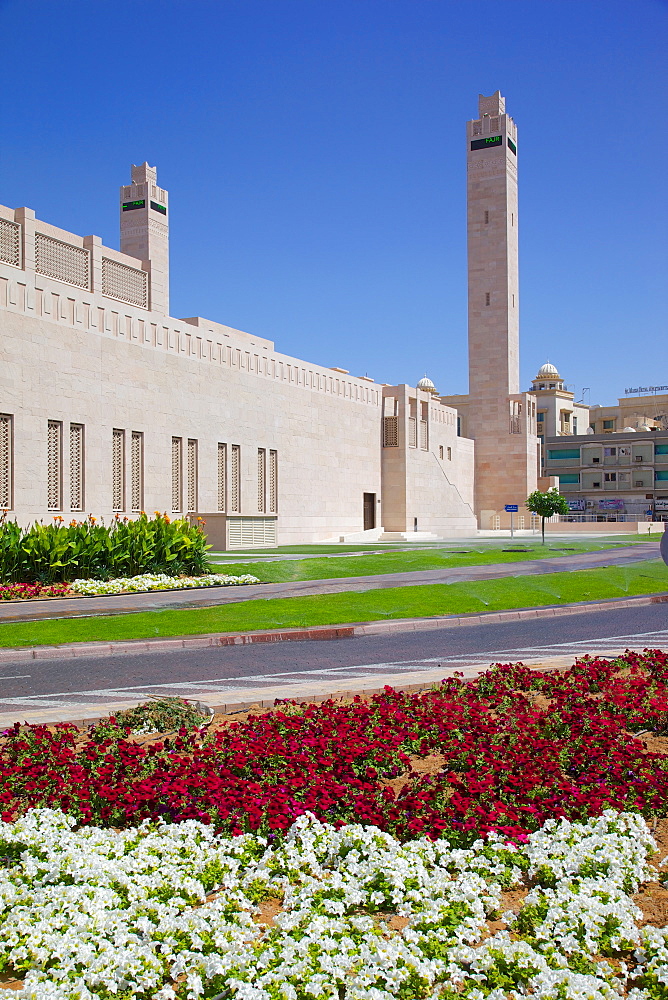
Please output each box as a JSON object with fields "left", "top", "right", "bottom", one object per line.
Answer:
{"left": 0, "top": 592, "right": 666, "bottom": 663}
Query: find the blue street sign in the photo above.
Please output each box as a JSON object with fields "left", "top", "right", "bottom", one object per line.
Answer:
{"left": 505, "top": 504, "right": 519, "bottom": 512}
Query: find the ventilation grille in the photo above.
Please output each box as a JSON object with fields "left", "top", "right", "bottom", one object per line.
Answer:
{"left": 102, "top": 257, "right": 148, "bottom": 308}
{"left": 419, "top": 419, "right": 428, "bottom": 450}
{"left": 35, "top": 233, "right": 90, "bottom": 289}
{"left": 187, "top": 439, "right": 197, "bottom": 513}
{"left": 408, "top": 417, "right": 417, "bottom": 448}
{"left": 171, "top": 437, "right": 182, "bottom": 513}
{"left": 257, "top": 448, "right": 266, "bottom": 512}
{"left": 0, "top": 414, "right": 12, "bottom": 509}
{"left": 47, "top": 421, "right": 62, "bottom": 510}
{"left": 217, "top": 443, "right": 226, "bottom": 511}
{"left": 227, "top": 517, "right": 276, "bottom": 549}
{"left": 230, "top": 445, "right": 240, "bottom": 513}
{"left": 131, "top": 432, "right": 143, "bottom": 512}
{"left": 112, "top": 429, "right": 125, "bottom": 511}
{"left": 0, "top": 218, "right": 21, "bottom": 267}
{"left": 69, "top": 424, "right": 84, "bottom": 511}
{"left": 269, "top": 450, "right": 278, "bottom": 514}
{"left": 383, "top": 416, "right": 398, "bottom": 447}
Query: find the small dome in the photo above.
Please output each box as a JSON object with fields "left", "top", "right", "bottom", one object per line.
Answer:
{"left": 417, "top": 375, "right": 438, "bottom": 393}
{"left": 622, "top": 426, "right": 636, "bottom": 433}
{"left": 536, "top": 362, "right": 560, "bottom": 378}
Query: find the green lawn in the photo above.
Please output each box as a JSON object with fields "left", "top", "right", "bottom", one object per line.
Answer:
{"left": 209, "top": 539, "right": 656, "bottom": 583}
{"left": 1, "top": 561, "right": 666, "bottom": 649}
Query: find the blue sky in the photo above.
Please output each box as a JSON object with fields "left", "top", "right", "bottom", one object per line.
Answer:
{"left": 1, "top": 0, "right": 666, "bottom": 405}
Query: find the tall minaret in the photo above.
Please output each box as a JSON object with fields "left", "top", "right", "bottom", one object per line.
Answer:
{"left": 120, "top": 163, "right": 169, "bottom": 316}
{"left": 467, "top": 90, "right": 519, "bottom": 401}
{"left": 462, "top": 92, "right": 538, "bottom": 523}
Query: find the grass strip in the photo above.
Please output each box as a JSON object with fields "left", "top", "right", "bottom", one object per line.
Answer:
{"left": 209, "top": 539, "right": 657, "bottom": 582}
{"left": 0, "top": 561, "right": 666, "bottom": 648}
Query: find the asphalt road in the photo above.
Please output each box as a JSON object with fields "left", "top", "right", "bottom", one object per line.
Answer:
{"left": 1, "top": 602, "right": 667, "bottom": 726}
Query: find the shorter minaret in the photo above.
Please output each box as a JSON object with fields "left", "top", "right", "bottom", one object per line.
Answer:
{"left": 120, "top": 163, "right": 169, "bottom": 316}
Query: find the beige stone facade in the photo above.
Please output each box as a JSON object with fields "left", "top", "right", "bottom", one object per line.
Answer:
{"left": 0, "top": 165, "right": 477, "bottom": 546}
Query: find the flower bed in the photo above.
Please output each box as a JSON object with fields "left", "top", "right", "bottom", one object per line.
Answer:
{"left": 1, "top": 807, "right": 667, "bottom": 999}
{"left": 68, "top": 572, "right": 260, "bottom": 596}
{"left": 0, "top": 582, "right": 70, "bottom": 601}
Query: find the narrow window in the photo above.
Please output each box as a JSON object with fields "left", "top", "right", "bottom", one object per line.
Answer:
{"left": 439, "top": 445, "right": 444, "bottom": 459}
{"left": 230, "top": 444, "right": 241, "bottom": 512}
{"left": 131, "top": 431, "right": 143, "bottom": 512}
{"left": 112, "top": 429, "right": 125, "bottom": 512}
{"left": 269, "top": 449, "right": 278, "bottom": 513}
{"left": 447, "top": 446, "right": 452, "bottom": 461}
{"left": 187, "top": 439, "right": 198, "bottom": 513}
{"left": 257, "top": 448, "right": 266, "bottom": 512}
{"left": 217, "top": 442, "right": 227, "bottom": 511}
{"left": 47, "top": 420, "right": 63, "bottom": 511}
{"left": 69, "top": 423, "right": 84, "bottom": 511}
{"left": 171, "top": 436, "right": 182, "bottom": 513}
{"left": 485, "top": 292, "right": 491, "bottom": 306}
{"left": 484, "top": 210, "right": 489, "bottom": 224}
{"left": 0, "top": 414, "right": 13, "bottom": 510}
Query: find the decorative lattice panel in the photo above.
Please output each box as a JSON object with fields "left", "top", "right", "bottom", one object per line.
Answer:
{"left": 257, "top": 449, "right": 266, "bottom": 512}
{"left": 131, "top": 432, "right": 143, "bottom": 512}
{"left": 35, "top": 233, "right": 90, "bottom": 289}
{"left": 217, "top": 443, "right": 226, "bottom": 512}
{"left": 383, "top": 416, "right": 398, "bottom": 447}
{"left": 0, "top": 414, "right": 12, "bottom": 509}
{"left": 112, "top": 429, "right": 125, "bottom": 511}
{"left": 187, "top": 439, "right": 198, "bottom": 513}
{"left": 269, "top": 450, "right": 278, "bottom": 514}
{"left": 420, "top": 419, "right": 428, "bottom": 451}
{"left": 0, "top": 218, "right": 21, "bottom": 267}
{"left": 69, "top": 424, "right": 84, "bottom": 511}
{"left": 408, "top": 417, "right": 418, "bottom": 448}
{"left": 230, "top": 445, "right": 240, "bottom": 513}
{"left": 227, "top": 517, "right": 276, "bottom": 549}
{"left": 102, "top": 258, "right": 148, "bottom": 308}
{"left": 47, "top": 421, "right": 62, "bottom": 510}
{"left": 171, "top": 437, "right": 182, "bottom": 512}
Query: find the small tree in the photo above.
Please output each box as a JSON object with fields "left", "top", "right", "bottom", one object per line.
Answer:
{"left": 526, "top": 486, "right": 570, "bottom": 544}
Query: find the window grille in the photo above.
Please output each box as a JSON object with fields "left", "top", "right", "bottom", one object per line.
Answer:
{"left": 269, "top": 450, "right": 278, "bottom": 513}
{"left": 230, "top": 445, "right": 241, "bottom": 513}
{"left": 383, "top": 415, "right": 398, "bottom": 447}
{"left": 102, "top": 258, "right": 148, "bottom": 308}
{"left": 35, "top": 233, "right": 90, "bottom": 289}
{"left": 171, "top": 437, "right": 182, "bottom": 513}
{"left": 187, "top": 439, "right": 198, "bottom": 513}
{"left": 131, "top": 432, "right": 143, "bottom": 512}
{"left": 112, "top": 429, "right": 125, "bottom": 511}
{"left": 227, "top": 517, "right": 276, "bottom": 549}
{"left": 47, "top": 421, "right": 62, "bottom": 510}
{"left": 0, "top": 218, "right": 21, "bottom": 268}
{"left": 69, "top": 424, "right": 84, "bottom": 511}
{"left": 0, "top": 414, "right": 12, "bottom": 509}
{"left": 408, "top": 417, "right": 417, "bottom": 448}
{"left": 217, "top": 443, "right": 226, "bottom": 511}
{"left": 419, "top": 419, "right": 428, "bottom": 450}
{"left": 257, "top": 448, "right": 266, "bottom": 512}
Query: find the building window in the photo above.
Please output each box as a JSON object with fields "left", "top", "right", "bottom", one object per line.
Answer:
{"left": 69, "top": 423, "right": 84, "bottom": 511}
{"left": 439, "top": 445, "right": 444, "bottom": 459}
{"left": 112, "top": 429, "right": 125, "bottom": 512}
{"left": 269, "top": 449, "right": 278, "bottom": 513}
{"left": 0, "top": 414, "right": 13, "bottom": 510}
{"left": 485, "top": 292, "right": 490, "bottom": 306}
{"left": 447, "top": 446, "right": 452, "bottom": 461}
{"left": 537, "top": 412, "right": 545, "bottom": 423}
{"left": 217, "top": 443, "right": 227, "bottom": 511}
{"left": 230, "top": 444, "right": 241, "bottom": 512}
{"left": 187, "top": 439, "right": 198, "bottom": 513}
{"left": 573, "top": 417, "right": 578, "bottom": 434}
{"left": 603, "top": 419, "right": 615, "bottom": 430}
{"left": 484, "top": 210, "right": 489, "bottom": 224}
{"left": 171, "top": 437, "right": 182, "bottom": 513}
{"left": 131, "top": 432, "right": 143, "bottom": 512}
{"left": 47, "top": 420, "right": 63, "bottom": 511}
{"left": 257, "top": 448, "right": 266, "bottom": 512}
{"left": 604, "top": 472, "right": 617, "bottom": 482}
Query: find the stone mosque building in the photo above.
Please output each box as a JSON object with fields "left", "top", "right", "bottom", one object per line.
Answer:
{"left": 0, "top": 92, "right": 548, "bottom": 547}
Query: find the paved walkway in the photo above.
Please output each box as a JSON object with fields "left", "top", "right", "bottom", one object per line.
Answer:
{"left": 0, "top": 543, "right": 660, "bottom": 623}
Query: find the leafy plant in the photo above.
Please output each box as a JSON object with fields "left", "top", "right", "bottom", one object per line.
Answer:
{"left": 91, "top": 697, "right": 213, "bottom": 736}
{"left": 526, "top": 487, "right": 570, "bottom": 544}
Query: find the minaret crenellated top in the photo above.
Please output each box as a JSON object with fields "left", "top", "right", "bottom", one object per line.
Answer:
{"left": 478, "top": 91, "right": 505, "bottom": 118}
{"left": 120, "top": 162, "right": 169, "bottom": 316}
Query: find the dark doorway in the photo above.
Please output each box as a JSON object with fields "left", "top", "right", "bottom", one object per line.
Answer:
{"left": 363, "top": 493, "right": 376, "bottom": 530}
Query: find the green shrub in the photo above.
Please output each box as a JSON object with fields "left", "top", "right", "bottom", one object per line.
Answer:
{"left": 0, "top": 511, "right": 211, "bottom": 583}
